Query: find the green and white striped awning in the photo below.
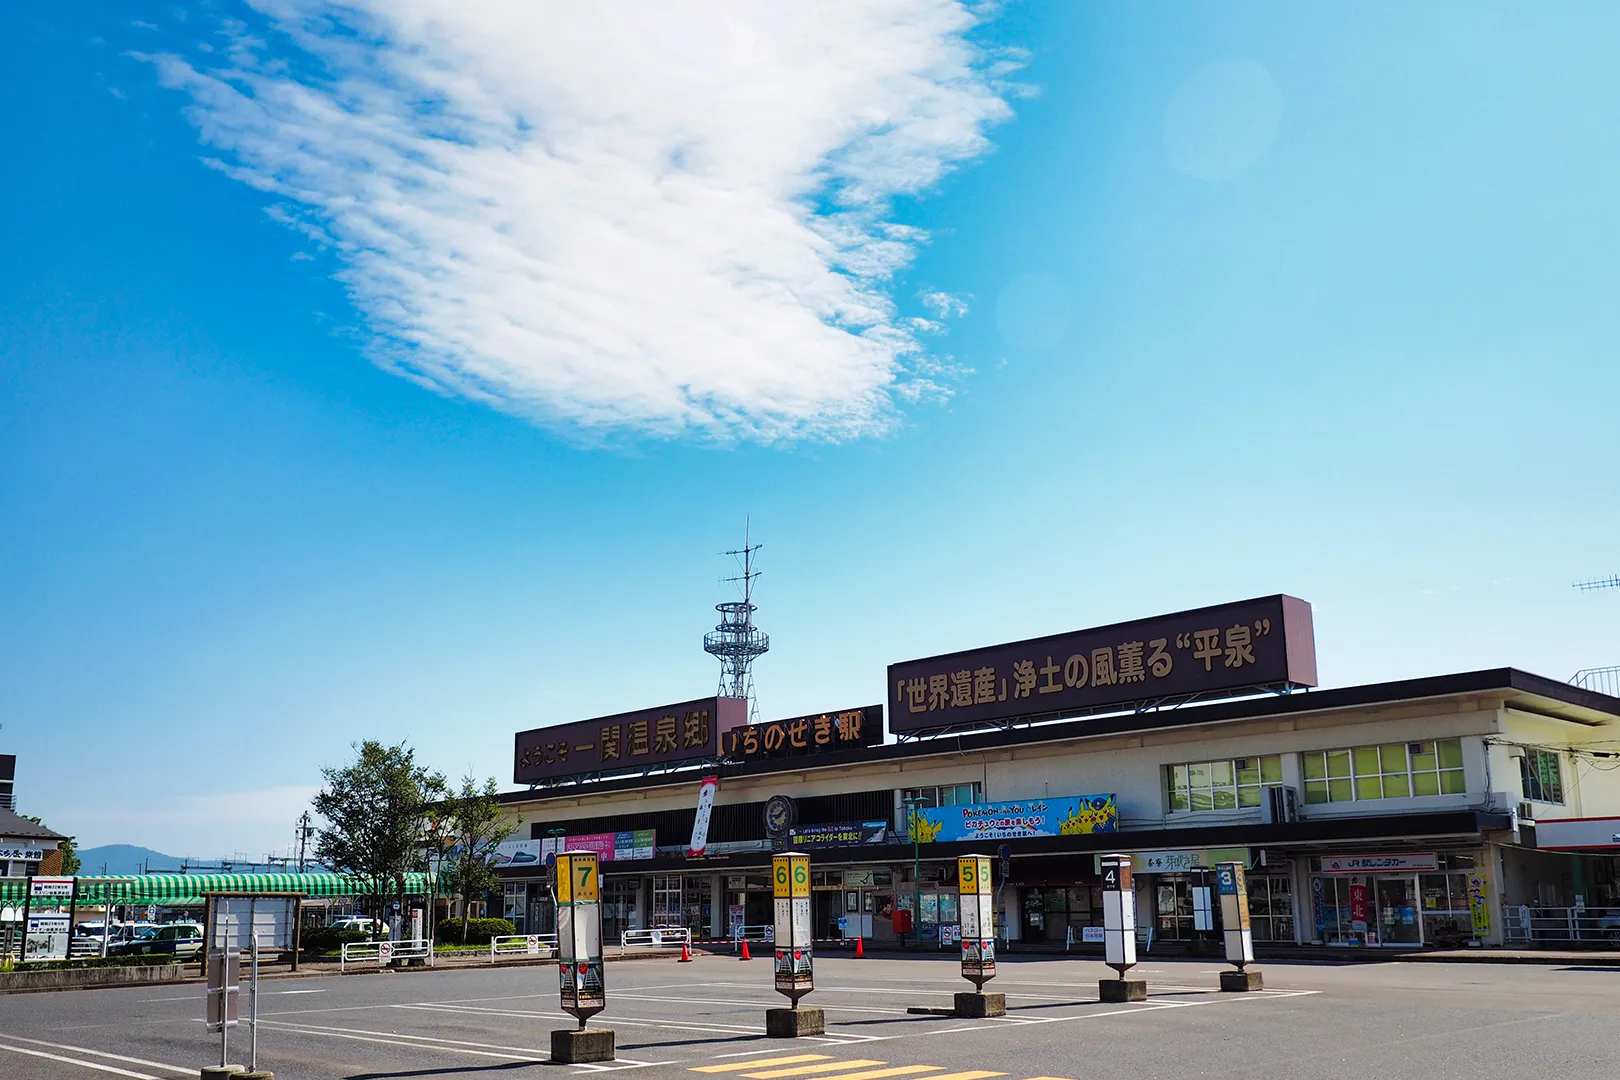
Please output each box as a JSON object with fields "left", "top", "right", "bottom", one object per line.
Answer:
{"left": 0, "top": 872, "right": 435, "bottom": 906}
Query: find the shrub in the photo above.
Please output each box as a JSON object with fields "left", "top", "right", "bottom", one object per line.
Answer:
{"left": 17, "top": 955, "right": 178, "bottom": 971}
{"left": 299, "top": 927, "right": 372, "bottom": 955}
{"left": 434, "top": 917, "right": 515, "bottom": 945}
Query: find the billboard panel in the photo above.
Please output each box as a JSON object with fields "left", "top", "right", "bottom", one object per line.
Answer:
{"left": 887, "top": 595, "right": 1316, "bottom": 734}
{"left": 515, "top": 697, "right": 747, "bottom": 783}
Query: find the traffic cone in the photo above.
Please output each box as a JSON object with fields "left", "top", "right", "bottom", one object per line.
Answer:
{"left": 854, "top": 935, "right": 864, "bottom": 959}
{"left": 679, "top": 940, "right": 693, "bottom": 963}
{"left": 740, "top": 938, "right": 752, "bottom": 961}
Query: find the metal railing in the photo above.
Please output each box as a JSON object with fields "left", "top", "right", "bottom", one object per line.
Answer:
{"left": 1571, "top": 666, "right": 1620, "bottom": 697}
{"left": 339, "top": 938, "right": 433, "bottom": 972}
{"left": 621, "top": 927, "right": 691, "bottom": 950}
{"left": 488, "top": 933, "right": 556, "bottom": 961}
{"left": 731, "top": 924, "right": 775, "bottom": 951}
{"left": 1503, "top": 907, "right": 1620, "bottom": 943}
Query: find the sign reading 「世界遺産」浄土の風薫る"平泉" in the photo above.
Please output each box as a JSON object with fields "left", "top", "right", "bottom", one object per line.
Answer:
{"left": 887, "top": 595, "right": 1317, "bottom": 734}
{"left": 514, "top": 697, "right": 747, "bottom": 783}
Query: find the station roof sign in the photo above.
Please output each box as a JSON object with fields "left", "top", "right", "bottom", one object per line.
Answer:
{"left": 887, "top": 595, "right": 1317, "bottom": 735}
{"left": 723, "top": 704, "right": 884, "bottom": 762}
{"left": 514, "top": 696, "right": 747, "bottom": 784}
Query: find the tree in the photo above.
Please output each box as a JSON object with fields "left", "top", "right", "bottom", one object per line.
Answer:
{"left": 312, "top": 742, "right": 445, "bottom": 940}
{"left": 24, "top": 816, "right": 79, "bottom": 875}
{"left": 433, "top": 776, "right": 517, "bottom": 942}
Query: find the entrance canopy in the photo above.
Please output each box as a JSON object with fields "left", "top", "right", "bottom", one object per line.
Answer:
{"left": 0, "top": 872, "right": 434, "bottom": 906}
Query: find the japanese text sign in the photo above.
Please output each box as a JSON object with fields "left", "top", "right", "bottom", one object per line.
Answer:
{"left": 908, "top": 795, "right": 1118, "bottom": 843}
{"left": 786, "top": 821, "right": 888, "bottom": 850}
{"left": 514, "top": 696, "right": 747, "bottom": 783}
{"left": 887, "top": 595, "right": 1316, "bottom": 734}
{"left": 724, "top": 705, "right": 884, "bottom": 761}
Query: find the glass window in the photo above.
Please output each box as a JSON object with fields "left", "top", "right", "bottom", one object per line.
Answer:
{"left": 1165, "top": 755, "right": 1283, "bottom": 813}
{"left": 1519, "top": 749, "right": 1564, "bottom": 804}
{"left": 1300, "top": 739, "right": 1466, "bottom": 804}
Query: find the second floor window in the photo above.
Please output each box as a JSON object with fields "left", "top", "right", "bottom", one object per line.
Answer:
{"left": 1302, "top": 738, "right": 1465, "bottom": 804}
{"left": 1519, "top": 749, "right": 1564, "bottom": 804}
{"left": 1166, "top": 755, "right": 1283, "bottom": 812}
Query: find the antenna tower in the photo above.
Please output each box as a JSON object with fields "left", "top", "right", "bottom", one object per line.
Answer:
{"left": 704, "top": 521, "right": 769, "bottom": 722}
{"left": 1574, "top": 575, "right": 1620, "bottom": 592}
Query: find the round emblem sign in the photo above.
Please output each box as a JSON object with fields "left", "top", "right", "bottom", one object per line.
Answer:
{"left": 763, "top": 794, "right": 798, "bottom": 837}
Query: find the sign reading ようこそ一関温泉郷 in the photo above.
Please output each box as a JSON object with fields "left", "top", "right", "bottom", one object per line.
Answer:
{"left": 887, "top": 595, "right": 1317, "bottom": 734}
{"left": 514, "top": 697, "right": 747, "bottom": 783}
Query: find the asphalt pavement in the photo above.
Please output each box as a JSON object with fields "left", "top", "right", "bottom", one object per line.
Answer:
{"left": 0, "top": 953, "right": 1614, "bottom": 1080}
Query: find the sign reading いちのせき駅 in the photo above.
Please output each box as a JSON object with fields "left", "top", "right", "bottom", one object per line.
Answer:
{"left": 887, "top": 595, "right": 1317, "bottom": 735}
{"left": 514, "top": 697, "right": 747, "bottom": 783}
{"left": 723, "top": 705, "right": 884, "bottom": 761}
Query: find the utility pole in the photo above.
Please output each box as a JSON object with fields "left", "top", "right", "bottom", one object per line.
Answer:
{"left": 295, "top": 811, "right": 315, "bottom": 874}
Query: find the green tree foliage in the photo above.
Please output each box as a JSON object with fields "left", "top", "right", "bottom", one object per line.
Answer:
{"left": 312, "top": 741, "right": 445, "bottom": 939}
{"left": 433, "top": 775, "right": 517, "bottom": 943}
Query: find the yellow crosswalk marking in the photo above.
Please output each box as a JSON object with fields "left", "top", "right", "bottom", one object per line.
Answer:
{"left": 923, "top": 1074, "right": 1005, "bottom": 1080}
{"left": 808, "top": 1067, "right": 942, "bottom": 1080}
{"left": 744, "top": 1061, "right": 888, "bottom": 1079}
{"left": 1021, "top": 1076, "right": 1075, "bottom": 1079}
{"left": 693, "top": 1056, "right": 834, "bottom": 1074}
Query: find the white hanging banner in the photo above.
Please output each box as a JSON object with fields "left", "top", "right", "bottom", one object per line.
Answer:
{"left": 688, "top": 775, "right": 720, "bottom": 857}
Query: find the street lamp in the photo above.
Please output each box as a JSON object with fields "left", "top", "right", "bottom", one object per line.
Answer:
{"left": 901, "top": 796, "right": 924, "bottom": 950}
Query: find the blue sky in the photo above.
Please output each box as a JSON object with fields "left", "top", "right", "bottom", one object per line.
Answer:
{"left": 2, "top": 2, "right": 1617, "bottom": 857}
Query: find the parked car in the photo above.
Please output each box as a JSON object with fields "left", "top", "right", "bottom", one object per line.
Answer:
{"left": 328, "top": 916, "right": 388, "bottom": 935}
{"left": 130, "top": 922, "right": 206, "bottom": 960}
{"left": 1598, "top": 911, "right": 1620, "bottom": 941}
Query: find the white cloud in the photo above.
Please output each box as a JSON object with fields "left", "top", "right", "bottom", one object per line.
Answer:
{"left": 145, "top": 1, "right": 1014, "bottom": 441}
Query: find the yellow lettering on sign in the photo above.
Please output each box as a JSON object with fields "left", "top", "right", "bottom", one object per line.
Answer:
{"left": 555, "top": 855, "right": 573, "bottom": 904}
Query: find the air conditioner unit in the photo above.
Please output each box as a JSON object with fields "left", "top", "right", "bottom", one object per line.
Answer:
{"left": 1261, "top": 784, "right": 1299, "bottom": 825}
{"left": 1233, "top": 758, "right": 1251, "bottom": 771}
{"left": 1517, "top": 801, "right": 1535, "bottom": 823}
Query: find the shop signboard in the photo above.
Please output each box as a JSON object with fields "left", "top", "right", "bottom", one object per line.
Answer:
{"left": 1320, "top": 853, "right": 1438, "bottom": 874}
{"left": 25, "top": 913, "right": 70, "bottom": 960}
{"left": 1097, "top": 847, "right": 1250, "bottom": 874}
{"left": 556, "top": 851, "right": 606, "bottom": 1023}
{"left": 909, "top": 795, "right": 1117, "bottom": 843}
{"left": 772, "top": 852, "right": 814, "bottom": 1002}
{"left": 28, "top": 876, "right": 74, "bottom": 900}
{"left": 1349, "top": 878, "right": 1369, "bottom": 933}
{"left": 0, "top": 845, "right": 45, "bottom": 861}
{"left": 888, "top": 595, "right": 1318, "bottom": 734}
{"left": 787, "top": 821, "right": 888, "bottom": 850}
{"left": 508, "top": 830, "right": 657, "bottom": 868}
{"left": 725, "top": 705, "right": 884, "bottom": 762}
{"left": 514, "top": 697, "right": 747, "bottom": 783}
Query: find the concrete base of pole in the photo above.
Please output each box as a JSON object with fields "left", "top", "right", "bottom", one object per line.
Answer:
{"left": 766, "top": 1007, "right": 826, "bottom": 1037}
{"left": 236, "top": 1072, "right": 275, "bottom": 1079}
{"left": 1098, "top": 978, "right": 1148, "bottom": 1003}
{"left": 199, "top": 1068, "right": 244, "bottom": 1078}
{"left": 551, "top": 1028, "right": 616, "bottom": 1063}
{"left": 1220, "top": 969, "right": 1264, "bottom": 992}
{"left": 953, "top": 992, "right": 1006, "bottom": 1018}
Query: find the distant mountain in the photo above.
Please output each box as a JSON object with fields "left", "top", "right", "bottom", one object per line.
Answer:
{"left": 77, "top": 844, "right": 185, "bottom": 876}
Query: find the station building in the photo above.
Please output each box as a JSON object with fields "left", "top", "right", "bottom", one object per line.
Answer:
{"left": 493, "top": 597, "right": 1620, "bottom": 952}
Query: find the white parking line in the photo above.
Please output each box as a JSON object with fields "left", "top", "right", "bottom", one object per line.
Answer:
{"left": 0, "top": 1040, "right": 160, "bottom": 1079}
{"left": 0, "top": 1037, "right": 189, "bottom": 1075}
{"left": 254, "top": 1019, "right": 546, "bottom": 1061}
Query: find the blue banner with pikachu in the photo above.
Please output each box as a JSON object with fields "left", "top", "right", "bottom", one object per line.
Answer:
{"left": 907, "top": 794, "right": 1118, "bottom": 842}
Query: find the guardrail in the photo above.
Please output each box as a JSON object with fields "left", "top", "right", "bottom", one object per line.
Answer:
{"left": 731, "top": 924, "right": 774, "bottom": 952}
{"left": 1504, "top": 907, "right": 1620, "bottom": 943}
{"left": 621, "top": 927, "right": 691, "bottom": 950}
{"left": 339, "top": 938, "right": 433, "bottom": 973}
{"left": 489, "top": 934, "right": 557, "bottom": 962}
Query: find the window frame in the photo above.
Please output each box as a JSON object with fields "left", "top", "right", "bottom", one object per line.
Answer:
{"left": 1518, "top": 748, "right": 1564, "bottom": 804}
{"left": 1164, "top": 754, "right": 1282, "bottom": 813}
{"left": 1302, "top": 738, "right": 1466, "bottom": 805}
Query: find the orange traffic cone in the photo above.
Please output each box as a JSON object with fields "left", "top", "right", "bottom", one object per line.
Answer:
{"left": 854, "top": 935, "right": 865, "bottom": 959}
{"left": 679, "top": 940, "right": 693, "bottom": 963}
{"left": 740, "top": 938, "right": 752, "bottom": 961}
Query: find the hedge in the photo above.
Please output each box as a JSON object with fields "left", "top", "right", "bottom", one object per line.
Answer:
{"left": 435, "top": 917, "right": 515, "bottom": 945}
{"left": 299, "top": 927, "right": 373, "bottom": 954}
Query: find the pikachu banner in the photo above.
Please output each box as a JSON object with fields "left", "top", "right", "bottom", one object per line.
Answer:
{"left": 907, "top": 795, "right": 1117, "bottom": 843}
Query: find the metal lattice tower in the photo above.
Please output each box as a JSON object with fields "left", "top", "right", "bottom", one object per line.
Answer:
{"left": 1574, "top": 575, "right": 1620, "bottom": 592}
{"left": 704, "top": 521, "right": 769, "bottom": 722}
